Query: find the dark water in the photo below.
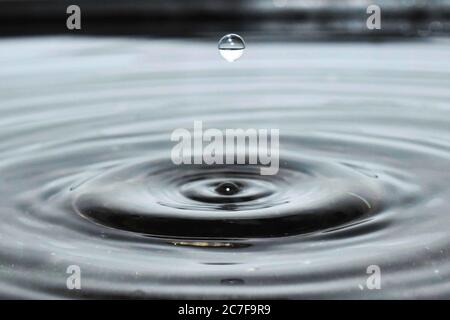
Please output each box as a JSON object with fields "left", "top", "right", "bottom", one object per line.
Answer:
{"left": 1, "top": 36, "right": 450, "bottom": 298}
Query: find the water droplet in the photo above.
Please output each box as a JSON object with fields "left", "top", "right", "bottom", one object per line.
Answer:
{"left": 215, "top": 182, "right": 240, "bottom": 196}
{"left": 218, "top": 34, "right": 245, "bottom": 62}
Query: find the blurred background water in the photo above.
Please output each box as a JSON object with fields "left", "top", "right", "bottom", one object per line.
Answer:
{"left": 0, "top": 0, "right": 449, "bottom": 39}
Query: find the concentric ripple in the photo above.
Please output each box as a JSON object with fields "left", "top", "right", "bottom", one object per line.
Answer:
{"left": 0, "top": 37, "right": 450, "bottom": 298}
{"left": 72, "top": 156, "right": 382, "bottom": 238}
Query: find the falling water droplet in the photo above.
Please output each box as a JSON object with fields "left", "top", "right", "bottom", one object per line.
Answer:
{"left": 218, "top": 34, "right": 245, "bottom": 62}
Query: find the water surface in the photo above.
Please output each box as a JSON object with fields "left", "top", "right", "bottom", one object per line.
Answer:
{"left": 0, "top": 36, "right": 450, "bottom": 298}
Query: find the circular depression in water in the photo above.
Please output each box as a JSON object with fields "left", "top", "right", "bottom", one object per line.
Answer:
{"left": 72, "top": 157, "right": 382, "bottom": 238}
